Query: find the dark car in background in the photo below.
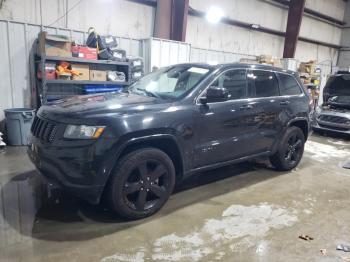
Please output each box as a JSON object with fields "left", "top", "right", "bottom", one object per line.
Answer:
{"left": 28, "top": 63, "right": 311, "bottom": 220}
{"left": 313, "top": 73, "right": 350, "bottom": 135}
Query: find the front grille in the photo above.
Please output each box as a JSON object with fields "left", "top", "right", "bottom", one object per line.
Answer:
{"left": 31, "top": 116, "right": 57, "bottom": 142}
{"left": 318, "top": 115, "right": 349, "bottom": 124}
{"left": 319, "top": 124, "right": 350, "bottom": 131}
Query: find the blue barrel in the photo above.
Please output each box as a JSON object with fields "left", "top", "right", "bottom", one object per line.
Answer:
{"left": 4, "top": 108, "right": 36, "bottom": 146}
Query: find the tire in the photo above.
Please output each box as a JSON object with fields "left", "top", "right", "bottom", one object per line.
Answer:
{"left": 108, "top": 148, "right": 175, "bottom": 220}
{"left": 270, "top": 126, "right": 305, "bottom": 171}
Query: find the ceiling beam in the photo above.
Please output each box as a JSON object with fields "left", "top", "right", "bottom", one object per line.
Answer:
{"left": 283, "top": 0, "right": 306, "bottom": 58}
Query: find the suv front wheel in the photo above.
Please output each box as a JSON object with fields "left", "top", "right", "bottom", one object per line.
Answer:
{"left": 270, "top": 126, "right": 305, "bottom": 171}
{"left": 108, "top": 148, "right": 175, "bottom": 220}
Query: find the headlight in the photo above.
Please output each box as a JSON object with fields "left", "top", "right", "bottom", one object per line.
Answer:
{"left": 64, "top": 125, "right": 105, "bottom": 139}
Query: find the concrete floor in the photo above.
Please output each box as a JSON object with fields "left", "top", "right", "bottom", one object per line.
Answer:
{"left": 0, "top": 133, "right": 349, "bottom": 262}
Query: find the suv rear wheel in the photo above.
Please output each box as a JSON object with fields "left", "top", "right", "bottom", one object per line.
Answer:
{"left": 270, "top": 126, "right": 305, "bottom": 171}
{"left": 108, "top": 148, "right": 175, "bottom": 220}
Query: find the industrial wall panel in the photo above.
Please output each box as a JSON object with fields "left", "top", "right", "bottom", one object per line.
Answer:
{"left": 142, "top": 38, "right": 191, "bottom": 73}
{"left": 9, "top": 22, "right": 30, "bottom": 108}
{"left": 0, "top": 21, "right": 13, "bottom": 122}
{"left": 190, "top": 47, "right": 257, "bottom": 64}
{"left": 118, "top": 37, "right": 142, "bottom": 57}
{"left": 0, "top": 20, "right": 142, "bottom": 123}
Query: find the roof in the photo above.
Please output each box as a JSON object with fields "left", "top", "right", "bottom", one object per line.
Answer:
{"left": 175, "top": 62, "right": 297, "bottom": 75}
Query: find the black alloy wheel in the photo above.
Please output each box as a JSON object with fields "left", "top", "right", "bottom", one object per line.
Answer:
{"left": 123, "top": 160, "right": 169, "bottom": 212}
{"left": 108, "top": 148, "right": 175, "bottom": 220}
{"left": 270, "top": 126, "right": 305, "bottom": 171}
{"left": 284, "top": 133, "right": 303, "bottom": 166}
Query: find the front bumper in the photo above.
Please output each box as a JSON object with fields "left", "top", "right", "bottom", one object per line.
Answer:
{"left": 27, "top": 135, "right": 115, "bottom": 204}
{"left": 311, "top": 119, "right": 350, "bottom": 135}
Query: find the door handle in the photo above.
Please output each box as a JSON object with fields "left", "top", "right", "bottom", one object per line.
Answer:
{"left": 280, "top": 101, "right": 290, "bottom": 106}
{"left": 239, "top": 104, "right": 254, "bottom": 110}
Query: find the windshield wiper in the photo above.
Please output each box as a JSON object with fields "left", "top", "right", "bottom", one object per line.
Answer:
{"left": 135, "top": 88, "right": 159, "bottom": 98}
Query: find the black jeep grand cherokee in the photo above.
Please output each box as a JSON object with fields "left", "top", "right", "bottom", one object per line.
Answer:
{"left": 28, "top": 63, "right": 310, "bottom": 219}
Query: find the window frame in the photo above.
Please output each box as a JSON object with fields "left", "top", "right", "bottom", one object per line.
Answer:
{"left": 195, "top": 68, "right": 249, "bottom": 105}
{"left": 195, "top": 68, "right": 305, "bottom": 105}
{"left": 276, "top": 72, "right": 304, "bottom": 97}
{"left": 247, "top": 69, "right": 281, "bottom": 98}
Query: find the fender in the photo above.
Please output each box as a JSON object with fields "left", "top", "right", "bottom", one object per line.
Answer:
{"left": 116, "top": 133, "right": 183, "bottom": 159}
{"left": 271, "top": 117, "right": 310, "bottom": 154}
{"left": 99, "top": 132, "right": 186, "bottom": 191}
{"left": 287, "top": 117, "right": 310, "bottom": 137}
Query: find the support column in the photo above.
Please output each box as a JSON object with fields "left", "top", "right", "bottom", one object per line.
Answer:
{"left": 171, "top": 0, "right": 189, "bottom": 41}
{"left": 283, "top": 0, "right": 306, "bottom": 58}
{"left": 154, "top": 0, "right": 189, "bottom": 42}
{"left": 154, "top": 0, "right": 172, "bottom": 39}
{"left": 338, "top": 1, "right": 350, "bottom": 68}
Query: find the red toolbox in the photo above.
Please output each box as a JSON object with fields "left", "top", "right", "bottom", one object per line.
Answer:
{"left": 72, "top": 45, "right": 97, "bottom": 60}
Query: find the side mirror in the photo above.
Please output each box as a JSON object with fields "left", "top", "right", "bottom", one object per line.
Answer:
{"left": 201, "top": 86, "right": 229, "bottom": 103}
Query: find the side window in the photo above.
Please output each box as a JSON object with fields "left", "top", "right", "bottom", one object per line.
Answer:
{"left": 211, "top": 69, "right": 247, "bottom": 100}
{"left": 248, "top": 70, "right": 279, "bottom": 98}
{"left": 278, "top": 74, "right": 302, "bottom": 96}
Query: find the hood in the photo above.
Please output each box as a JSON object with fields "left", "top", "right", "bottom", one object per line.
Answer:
{"left": 323, "top": 74, "right": 350, "bottom": 105}
{"left": 38, "top": 92, "right": 168, "bottom": 119}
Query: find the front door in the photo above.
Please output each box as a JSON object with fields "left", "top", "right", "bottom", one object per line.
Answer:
{"left": 193, "top": 69, "right": 263, "bottom": 168}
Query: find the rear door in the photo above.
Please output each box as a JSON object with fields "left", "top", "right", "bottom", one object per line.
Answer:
{"left": 246, "top": 69, "right": 285, "bottom": 152}
{"left": 276, "top": 72, "right": 306, "bottom": 120}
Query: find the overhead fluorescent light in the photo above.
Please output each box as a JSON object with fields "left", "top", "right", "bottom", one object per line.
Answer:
{"left": 206, "top": 6, "right": 225, "bottom": 24}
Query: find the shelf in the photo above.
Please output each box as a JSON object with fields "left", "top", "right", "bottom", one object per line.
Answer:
{"left": 40, "top": 55, "right": 130, "bottom": 66}
{"left": 46, "top": 79, "right": 129, "bottom": 86}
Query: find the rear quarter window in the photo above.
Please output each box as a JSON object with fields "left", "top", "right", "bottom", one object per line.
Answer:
{"left": 278, "top": 74, "right": 302, "bottom": 96}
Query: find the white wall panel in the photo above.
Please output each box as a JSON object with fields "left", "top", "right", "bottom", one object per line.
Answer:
{"left": 305, "top": 0, "right": 346, "bottom": 21}
{"left": 142, "top": 38, "right": 191, "bottom": 73}
{"left": 190, "top": 47, "right": 256, "bottom": 64}
{"left": 0, "top": 0, "right": 154, "bottom": 39}
{"left": 186, "top": 16, "right": 285, "bottom": 57}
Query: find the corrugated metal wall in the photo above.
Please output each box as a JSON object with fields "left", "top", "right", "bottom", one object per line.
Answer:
{"left": 190, "top": 47, "right": 257, "bottom": 64}
{"left": 142, "top": 38, "right": 191, "bottom": 73}
{"left": 0, "top": 20, "right": 142, "bottom": 122}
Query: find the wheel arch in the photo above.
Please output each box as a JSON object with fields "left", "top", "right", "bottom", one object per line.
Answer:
{"left": 288, "top": 118, "right": 310, "bottom": 140}
{"left": 115, "top": 134, "right": 184, "bottom": 182}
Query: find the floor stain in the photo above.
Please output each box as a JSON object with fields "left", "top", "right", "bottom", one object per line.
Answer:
{"left": 102, "top": 203, "right": 298, "bottom": 262}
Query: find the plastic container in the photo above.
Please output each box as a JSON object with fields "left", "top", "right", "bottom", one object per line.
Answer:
{"left": 4, "top": 108, "right": 36, "bottom": 146}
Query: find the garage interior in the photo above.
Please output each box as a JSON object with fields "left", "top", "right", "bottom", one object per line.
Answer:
{"left": 0, "top": 0, "right": 350, "bottom": 261}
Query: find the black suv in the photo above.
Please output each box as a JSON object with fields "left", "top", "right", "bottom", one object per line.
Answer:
{"left": 28, "top": 63, "right": 311, "bottom": 219}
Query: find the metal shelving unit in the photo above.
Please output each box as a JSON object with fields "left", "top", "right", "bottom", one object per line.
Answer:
{"left": 45, "top": 79, "right": 129, "bottom": 85}
{"left": 36, "top": 55, "right": 131, "bottom": 105}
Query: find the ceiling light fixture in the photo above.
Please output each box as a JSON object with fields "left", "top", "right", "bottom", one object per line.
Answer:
{"left": 206, "top": 6, "right": 225, "bottom": 24}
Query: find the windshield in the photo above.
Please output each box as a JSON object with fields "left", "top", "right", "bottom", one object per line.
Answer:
{"left": 129, "top": 65, "right": 212, "bottom": 100}
{"left": 324, "top": 75, "right": 350, "bottom": 102}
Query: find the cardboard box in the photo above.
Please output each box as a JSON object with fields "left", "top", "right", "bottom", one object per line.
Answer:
{"left": 71, "top": 64, "right": 90, "bottom": 81}
{"left": 38, "top": 32, "right": 72, "bottom": 57}
{"left": 90, "top": 70, "right": 106, "bottom": 81}
{"left": 72, "top": 45, "right": 98, "bottom": 60}
{"left": 299, "top": 60, "right": 317, "bottom": 74}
